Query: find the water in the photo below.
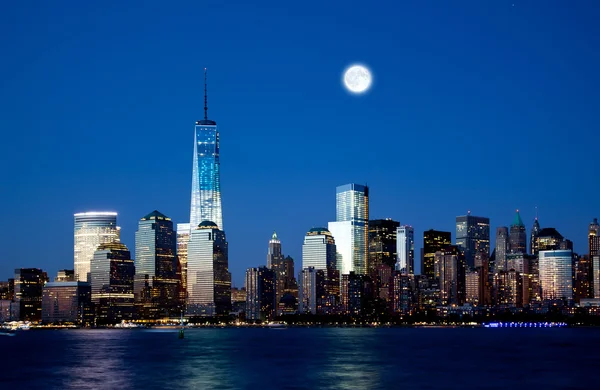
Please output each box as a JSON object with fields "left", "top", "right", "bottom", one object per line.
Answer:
{"left": 1, "top": 327, "right": 597, "bottom": 389}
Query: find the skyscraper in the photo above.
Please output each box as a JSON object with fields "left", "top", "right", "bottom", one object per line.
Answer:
{"left": 266, "top": 231, "right": 285, "bottom": 313}
{"left": 422, "top": 230, "right": 452, "bottom": 278}
{"left": 495, "top": 227, "right": 509, "bottom": 272}
{"left": 328, "top": 184, "right": 369, "bottom": 276}
{"left": 539, "top": 249, "right": 573, "bottom": 301}
{"left": 530, "top": 217, "right": 541, "bottom": 256}
{"left": 509, "top": 210, "right": 527, "bottom": 254}
{"left": 134, "top": 211, "right": 180, "bottom": 316}
{"left": 42, "top": 281, "right": 91, "bottom": 324}
{"left": 245, "top": 266, "right": 275, "bottom": 322}
{"left": 298, "top": 267, "right": 325, "bottom": 315}
{"left": 190, "top": 69, "right": 223, "bottom": 230}
{"left": 589, "top": 218, "right": 600, "bottom": 297}
{"left": 74, "top": 212, "right": 120, "bottom": 282}
{"left": 368, "top": 218, "right": 399, "bottom": 272}
{"left": 91, "top": 242, "right": 135, "bottom": 324}
{"left": 537, "top": 228, "right": 565, "bottom": 252}
{"left": 302, "top": 228, "right": 339, "bottom": 308}
{"left": 434, "top": 246, "right": 464, "bottom": 306}
{"left": 396, "top": 226, "right": 415, "bottom": 274}
{"left": 14, "top": 268, "right": 48, "bottom": 321}
{"left": 187, "top": 221, "right": 231, "bottom": 316}
{"left": 176, "top": 223, "right": 191, "bottom": 300}
{"left": 455, "top": 213, "right": 490, "bottom": 269}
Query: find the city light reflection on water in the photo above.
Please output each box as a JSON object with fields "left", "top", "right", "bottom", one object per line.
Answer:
{"left": 1, "top": 327, "right": 598, "bottom": 389}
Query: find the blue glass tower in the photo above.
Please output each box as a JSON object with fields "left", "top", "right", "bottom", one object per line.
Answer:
{"left": 190, "top": 69, "right": 223, "bottom": 230}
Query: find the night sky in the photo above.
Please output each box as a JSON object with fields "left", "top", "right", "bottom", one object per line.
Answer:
{"left": 1, "top": 1, "right": 599, "bottom": 285}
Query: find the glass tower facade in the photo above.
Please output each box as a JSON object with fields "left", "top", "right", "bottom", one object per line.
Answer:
{"left": 245, "top": 266, "right": 275, "bottom": 321}
{"left": 186, "top": 221, "right": 231, "bottom": 316}
{"left": 302, "top": 228, "right": 339, "bottom": 308}
{"left": 368, "top": 219, "right": 399, "bottom": 273}
{"left": 14, "top": 268, "right": 48, "bottom": 321}
{"left": 539, "top": 250, "right": 573, "bottom": 301}
{"left": 134, "top": 210, "right": 179, "bottom": 315}
{"left": 422, "top": 230, "right": 452, "bottom": 279}
{"left": 396, "top": 226, "right": 415, "bottom": 274}
{"left": 495, "top": 227, "right": 509, "bottom": 272}
{"left": 190, "top": 119, "right": 223, "bottom": 230}
{"left": 455, "top": 214, "right": 490, "bottom": 269}
{"left": 74, "top": 212, "right": 120, "bottom": 282}
{"left": 176, "top": 223, "right": 191, "bottom": 300}
{"left": 329, "top": 184, "right": 369, "bottom": 276}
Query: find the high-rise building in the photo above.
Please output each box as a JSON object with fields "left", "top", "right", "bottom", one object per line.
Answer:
{"left": 434, "top": 246, "right": 465, "bottom": 306}
{"left": 539, "top": 249, "right": 573, "bottom": 301}
{"left": 55, "top": 270, "right": 74, "bottom": 282}
{"left": 422, "top": 230, "right": 451, "bottom": 279}
{"left": 509, "top": 210, "right": 527, "bottom": 254}
{"left": 588, "top": 219, "right": 599, "bottom": 297}
{"left": 42, "top": 281, "right": 91, "bottom": 324}
{"left": 298, "top": 267, "right": 325, "bottom": 315}
{"left": 455, "top": 213, "right": 490, "bottom": 269}
{"left": 574, "top": 255, "right": 592, "bottom": 302}
{"left": 91, "top": 242, "right": 135, "bottom": 324}
{"left": 328, "top": 184, "right": 369, "bottom": 276}
{"left": 465, "top": 271, "right": 480, "bottom": 305}
{"left": 74, "top": 212, "right": 120, "bottom": 282}
{"left": 396, "top": 226, "right": 414, "bottom": 274}
{"left": 14, "top": 268, "right": 48, "bottom": 321}
{"left": 494, "top": 270, "right": 523, "bottom": 308}
{"left": 280, "top": 256, "right": 299, "bottom": 314}
{"left": 302, "top": 228, "right": 339, "bottom": 308}
{"left": 245, "top": 266, "right": 275, "bottom": 322}
{"left": 347, "top": 272, "right": 374, "bottom": 318}
{"left": 391, "top": 271, "right": 415, "bottom": 315}
{"left": 495, "top": 227, "right": 509, "bottom": 272}
{"left": 187, "top": 221, "right": 231, "bottom": 316}
{"left": 190, "top": 69, "right": 223, "bottom": 230}
{"left": 368, "top": 218, "right": 399, "bottom": 273}
{"left": 176, "top": 223, "right": 191, "bottom": 301}
{"left": 530, "top": 217, "right": 541, "bottom": 256}
{"left": 134, "top": 211, "right": 180, "bottom": 317}
{"left": 537, "top": 228, "right": 565, "bottom": 252}
{"left": 267, "top": 231, "right": 285, "bottom": 314}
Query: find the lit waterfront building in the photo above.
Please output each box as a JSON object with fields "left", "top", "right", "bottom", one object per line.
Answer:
{"left": 465, "top": 271, "right": 479, "bottom": 305}
{"left": 302, "top": 227, "right": 339, "bottom": 306}
{"left": 590, "top": 218, "right": 600, "bottom": 298}
{"left": 91, "top": 242, "right": 135, "bottom": 324}
{"left": 187, "top": 221, "right": 231, "bottom": 316}
{"left": 55, "top": 270, "right": 74, "bottom": 282}
{"left": 396, "top": 226, "right": 414, "bottom": 274}
{"left": 245, "top": 266, "right": 275, "bottom": 322}
{"left": 298, "top": 267, "right": 325, "bottom": 315}
{"left": 422, "top": 230, "right": 451, "bottom": 279}
{"left": 368, "top": 218, "right": 399, "bottom": 273}
{"left": 328, "top": 184, "right": 369, "bottom": 276}
{"left": 494, "top": 270, "right": 523, "bottom": 308}
{"left": 14, "top": 268, "right": 48, "bottom": 321}
{"left": 495, "top": 227, "right": 509, "bottom": 272}
{"left": 537, "top": 228, "right": 565, "bottom": 252}
{"left": 42, "top": 281, "right": 91, "bottom": 324}
{"left": 391, "top": 272, "right": 416, "bottom": 315}
{"left": 509, "top": 210, "right": 527, "bottom": 254}
{"left": 539, "top": 249, "right": 573, "bottom": 301}
{"left": 455, "top": 213, "right": 490, "bottom": 269}
{"left": 267, "top": 231, "right": 285, "bottom": 314}
{"left": 434, "top": 246, "right": 464, "bottom": 306}
{"left": 190, "top": 69, "right": 223, "bottom": 230}
{"left": 74, "top": 211, "right": 120, "bottom": 282}
{"left": 176, "top": 223, "right": 191, "bottom": 300}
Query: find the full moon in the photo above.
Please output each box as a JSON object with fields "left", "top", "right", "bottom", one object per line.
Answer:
{"left": 343, "top": 64, "right": 372, "bottom": 94}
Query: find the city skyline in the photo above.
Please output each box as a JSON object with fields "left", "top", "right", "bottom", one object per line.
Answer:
{"left": 2, "top": 2, "right": 599, "bottom": 286}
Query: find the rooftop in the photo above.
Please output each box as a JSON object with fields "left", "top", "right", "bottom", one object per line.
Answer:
{"left": 141, "top": 210, "right": 170, "bottom": 221}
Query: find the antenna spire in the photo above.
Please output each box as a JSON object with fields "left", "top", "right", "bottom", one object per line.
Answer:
{"left": 204, "top": 68, "right": 208, "bottom": 121}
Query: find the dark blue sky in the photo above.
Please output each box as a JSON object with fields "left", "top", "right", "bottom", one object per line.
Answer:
{"left": 1, "top": 1, "right": 599, "bottom": 285}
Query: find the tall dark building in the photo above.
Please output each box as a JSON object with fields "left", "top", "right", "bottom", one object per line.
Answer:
{"left": 455, "top": 213, "right": 490, "bottom": 270}
{"left": 14, "top": 268, "right": 48, "bottom": 321}
{"left": 530, "top": 217, "right": 541, "bottom": 256}
{"left": 495, "top": 227, "right": 509, "bottom": 272}
{"left": 537, "top": 228, "right": 564, "bottom": 252}
{"left": 368, "top": 219, "right": 400, "bottom": 271}
{"left": 589, "top": 218, "right": 600, "bottom": 297}
{"left": 245, "top": 266, "right": 275, "bottom": 322}
{"left": 422, "top": 230, "right": 452, "bottom": 279}
{"left": 267, "top": 231, "right": 287, "bottom": 315}
{"left": 42, "top": 281, "right": 92, "bottom": 324}
{"left": 347, "top": 272, "right": 374, "bottom": 318}
{"left": 509, "top": 210, "right": 527, "bottom": 254}
{"left": 434, "top": 245, "right": 466, "bottom": 306}
{"left": 91, "top": 242, "right": 135, "bottom": 324}
{"left": 134, "top": 210, "right": 180, "bottom": 317}
{"left": 574, "top": 255, "right": 592, "bottom": 302}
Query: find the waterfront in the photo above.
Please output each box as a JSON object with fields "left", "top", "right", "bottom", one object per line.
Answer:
{"left": 0, "top": 327, "right": 597, "bottom": 389}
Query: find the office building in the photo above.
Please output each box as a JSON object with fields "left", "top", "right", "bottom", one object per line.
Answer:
{"left": 495, "top": 227, "right": 509, "bottom": 272}
{"left": 302, "top": 227, "right": 339, "bottom": 306}
{"left": 187, "top": 221, "right": 231, "bottom": 316}
{"left": 14, "top": 268, "right": 48, "bottom": 321}
{"left": 74, "top": 211, "right": 120, "bottom": 282}
{"left": 590, "top": 218, "right": 600, "bottom": 298}
{"left": 91, "top": 242, "right": 135, "bottom": 324}
{"left": 41, "top": 281, "right": 91, "bottom": 324}
{"left": 494, "top": 270, "right": 523, "bottom": 308}
{"left": 347, "top": 272, "right": 374, "bottom": 318}
{"left": 434, "top": 246, "right": 464, "bottom": 306}
{"left": 455, "top": 213, "right": 490, "bottom": 269}
{"left": 539, "top": 249, "right": 573, "bottom": 301}
{"left": 134, "top": 211, "right": 180, "bottom": 317}
{"left": 55, "top": 270, "right": 74, "bottom": 282}
{"left": 531, "top": 217, "right": 541, "bottom": 256}
{"left": 368, "top": 218, "right": 399, "bottom": 273}
{"left": 298, "top": 267, "right": 325, "bottom": 315}
{"left": 391, "top": 272, "right": 415, "bottom": 315}
{"left": 245, "top": 266, "right": 275, "bottom": 322}
{"left": 396, "top": 225, "right": 414, "bottom": 274}
{"left": 190, "top": 69, "right": 223, "bottom": 230}
{"left": 328, "top": 184, "right": 369, "bottom": 276}
{"left": 422, "top": 230, "right": 452, "bottom": 279}
{"left": 509, "top": 210, "right": 527, "bottom": 254}
{"left": 537, "top": 228, "right": 565, "bottom": 252}
{"left": 0, "top": 280, "right": 13, "bottom": 301}
{"left": 465, "top": 271, "right": 479, "bottom": 305}
{"left": 176, "top": 223, "right": 191, "bottom": 300}
{"left": 267, "top": 231, "right": 285, "bottom": 314}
